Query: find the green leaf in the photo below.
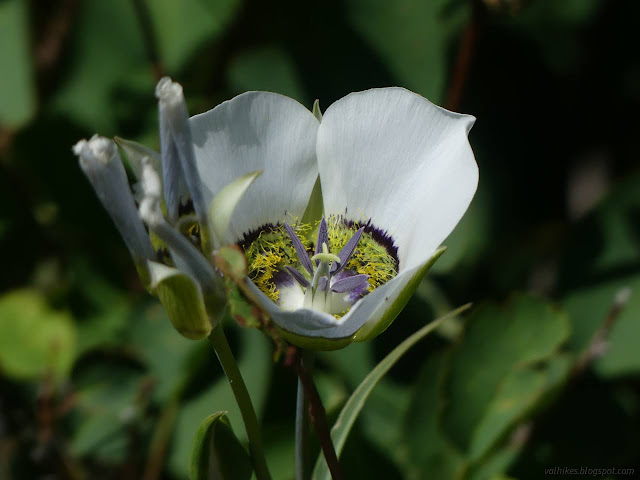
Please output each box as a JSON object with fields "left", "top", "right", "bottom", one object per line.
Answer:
{"left": 345, "top": 0, "right": 469, "bottom": 102}
{"left": 210, "top": 171, "right": 262, "bottom": 246}
{"left": 190, "top": 411, "right": 253, "bottom": 480}
{"left": 468, "top": 354, "right": 572, "bottom": 463}
{"left": 402, "top": 351, "right": 465, "bottom": 479}
{"left": 431, "top": 186, "right": 491, "bottom": 275}
{"left": 70, "top": 362, "right": 146, "bottom": 463}
{"left": 442, "top": 295, "right": 571, "bottom": 453}
{"left": 149, "top": 261, "right": 212, "bottom": 340}
{"left": 126, "top": 301, "right": 205, "bottom": 403}
{"left": 228, "top": 46, "right": 308, "bottom": 104}
{"left": 0, "top": 289, "right": 75, "bottom": 382}
{"left": 0, "top": 0, "right": 35, "bottom": 128}
{"left": 146, "top": 0, "right": 240, "bottom": 73}
{"left": 51, "top": 0, "right": 152, "bottom": 132}
{"left": 563, "top": 274, "right": 640, "bottom": 377}
{"left": 312, "top": 304, "right": 471, "bottom": 480}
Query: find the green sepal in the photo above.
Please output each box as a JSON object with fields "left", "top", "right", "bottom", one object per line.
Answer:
{"left": 300, "top": 176, "right": 324, "bottom": 226}
{"left": 210, "top": 170, "right": 262, "bottom": 246}
{"left": 148, "top": 261, "right": 212, "bottom": 340}
{"left": 312, "top": 99, "right": 323, "bottom": 121}
{"left": 353, "top": 246, "right": 447, "bottom": 342}
{"left": 114, "top": 136, "right": 161, "bottom": 181}
{"left": 276, "top": 325, "right": 354, "bottom": 351}
{"left": 189, "top": 411, "right": 253, "bottom": 480}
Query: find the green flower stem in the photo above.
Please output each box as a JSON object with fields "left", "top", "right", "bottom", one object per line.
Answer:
{"left": 295, "top": 350, "right": 315, "bottom": 480}
{"left": 208, "top": 325, "right": 272, "bottom": 480}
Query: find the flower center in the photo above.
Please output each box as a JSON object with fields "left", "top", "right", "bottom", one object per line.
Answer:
{"left": 240, "top": 216, "right": 398, "bottom": 317}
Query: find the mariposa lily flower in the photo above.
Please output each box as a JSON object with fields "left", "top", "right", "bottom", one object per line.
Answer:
{"left": 74, "top": 77, "right": 478, "bottom": 350}
{"left": 187, "top": 84, "right": 478, "bottom": 349}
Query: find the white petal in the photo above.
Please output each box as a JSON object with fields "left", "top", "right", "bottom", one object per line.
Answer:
{"left": 189, "top": 92, "right": 320, "bottom": 243}
{"left": 317, "top": 87, "right": 478, "bottom": 272}
{"left": 74, "top": 136, "right": 154, "bottom": 265}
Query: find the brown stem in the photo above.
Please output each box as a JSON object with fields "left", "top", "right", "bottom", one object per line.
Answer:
{"left": 572, "top": 287, "right": 631, "bottom": 376}
{"left": 291, "top": 350, "right": 343, "bottom": 480}
{"left": 130, "top": 0, "right": 165, "bottom": 80}
{"left": 445, "top": 0, "right": 483, "bottom": 111}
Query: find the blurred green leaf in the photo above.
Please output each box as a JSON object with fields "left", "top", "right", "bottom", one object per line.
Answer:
{"left": 190, "top": 411, "right": 252, "bottom": 480}
{"left": 503, "top": 0, "right": 601, "bottom": 74}
{"left": 70, "top": 362, "right": 147, "bottom": 463}
{"left": 563, "top": 275, "right": 640, "bottom": 377}
{"left": 147, "top": 0, "right": 240, "bottom": 73}
{"left": 0, "top": 289, "right": 75, "bottom": 381}
{"left": 432, "top": 186, "right": 491, "bottom": 275}
{"left": 126, "top": 302, "right": 205, "bottom": 403}
{"left": 52, "top": 0, "right": 152, "bottom": 132}
{"left": 0, "top": 0, "right": 35, "bottom": 128}
{"left": 402, "top": 351, "right": 465, "bottom": 480}
{"left": 312, "top": 304, "right": 470, "bottom": 480}
{"left": 468, "top": 354, "right": 572, "bottom": 463}
{"left": 346, "top": 0, "right": 469, "bottom": 101}
{"left": 442, "top": 295, "right": 570, "bottom": 452}
{"left": 228, "top": 46, "right": 308, "bottom": 104}
{"left": 169, "top": 329, "right": 272, "bottom": 478}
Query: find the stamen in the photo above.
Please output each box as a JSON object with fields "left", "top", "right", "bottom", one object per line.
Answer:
{"left": 330, "top": 274, "right": 369, "bottom": 293}
{"left": 284, "top": 222, "right": 313, "bottom": 274}
{"left": 332, "top": 227, "right": 364, "bottom": 273}
{"left": 285, "top": 266, "right": 310, "bottom": 288}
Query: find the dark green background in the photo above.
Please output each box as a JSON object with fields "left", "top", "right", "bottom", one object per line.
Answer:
{"left": 1, "top": 0, "right": 639, "bottom": 478}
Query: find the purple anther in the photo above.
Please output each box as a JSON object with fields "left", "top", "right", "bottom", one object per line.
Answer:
{"left": 284, "top": 222, "right": 313, "bottom": 274}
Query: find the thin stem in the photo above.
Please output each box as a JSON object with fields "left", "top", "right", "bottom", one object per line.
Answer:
{"left": 293, "top": 351, "right": 343, "bottom": 480}
{"left": 295, "top": 351, "right": 315, "bottom": 480}
{"left": 142, "top": 397, "right": 179, "bottom": 480}
{"left": 208, "top": 325, "right": 272, "bottom": 480}
{"left": 445, "top": 0, "right": 483, "bottom": 111}
{"left": 295, "top": 378, "right": 307, "bottom": 480}
{"left": 130, "top": 0, "right": 165, "bottom": 80}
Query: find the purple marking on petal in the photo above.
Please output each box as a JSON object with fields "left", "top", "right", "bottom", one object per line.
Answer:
{"left": 284, "top": 222, "right": 313, "bottom": 274}
{"left": 331, "top": 227, "right": 364, "bottom": 273}
{"left": 285, "top": 266, "right": 310, "bottom": 288}
{"left": 317, "top": 276, "right": 329, "bottom": 291}
{"left": 315, "top": 217, "right": 328, "bottom": 263}
{"left": 344, "top": 218, "right": 399, "bottom": 270}
{"left": 272, "top": 269, "right": 294, "bottom": 288}
{"left": 330, "top": 274, "right": 369, "bottom": 293}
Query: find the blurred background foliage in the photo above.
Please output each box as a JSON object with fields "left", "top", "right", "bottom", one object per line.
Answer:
{"left": 0, "top": 0, "right": 639, "bottom": 478}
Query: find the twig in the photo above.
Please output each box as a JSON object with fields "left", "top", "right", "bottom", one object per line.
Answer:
{"left": 290, "top": 350, "right": 343, "bottom": 480}
{"left": 35, "top": 0, "right": 79, "bottom": 73}
{"left": 130, "top": 0, "right": 165, "bottom": 80}
{"left": 142, "top": 397, "right": 179, "bottom": 480}
{"left": 445, "top": 0, "right": 484, "bottom": 111}
{"left": 572, "top": 286, "right": 632, "bottom": 376}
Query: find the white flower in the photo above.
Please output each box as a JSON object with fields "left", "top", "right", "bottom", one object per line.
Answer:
{"left": 75, "top": 78, "right": 477, "bottom": 349}
{"left": 188, "top": 86, "right": 478, "bottom": 348}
